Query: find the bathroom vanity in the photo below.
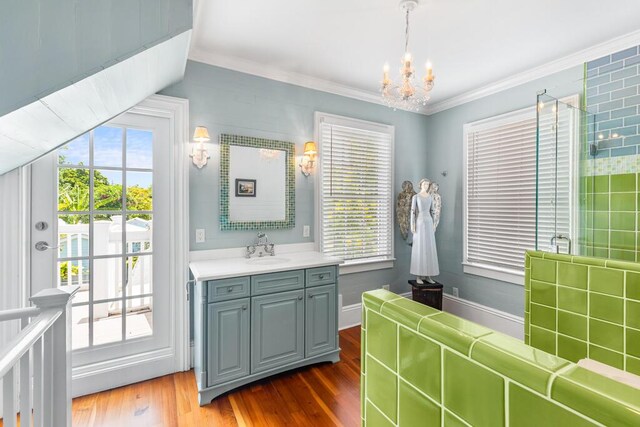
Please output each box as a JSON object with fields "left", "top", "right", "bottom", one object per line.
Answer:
{"left": 189, "top": 251, "right": 342, "bottom": 405}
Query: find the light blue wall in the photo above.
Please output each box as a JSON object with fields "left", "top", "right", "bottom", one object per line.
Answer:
{"left": 0, "top": 0, "right": 192, "bottom": 117}
{"left": 424, "top": 66, "right": 584, "bottom": 316}
{"left": 160, "top": 60, "right": 430, "bottom": 305}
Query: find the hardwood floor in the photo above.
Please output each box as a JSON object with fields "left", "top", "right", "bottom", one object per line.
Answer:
{"left": 71, "top": 326, "right": 362, "bottom": 427}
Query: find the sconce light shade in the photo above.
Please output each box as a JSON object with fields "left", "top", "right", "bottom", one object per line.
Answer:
{"left": 191, "top": 126, "right": 211, "bottom": 169}
{"left": 193, "top": 126, "right": 211, "bottom": 142}
{"left": 299, "top": 141, "right": 317, "bottom": 177}
{"left": 303, "top": 141, "right": 317, "bottom": 155}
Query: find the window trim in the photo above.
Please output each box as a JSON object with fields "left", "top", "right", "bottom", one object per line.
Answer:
{"left": 314, "top": 112, "right": 395, "bottom": 275}
{"left": 462, "top": 95, "right": 579, "bottom": 286}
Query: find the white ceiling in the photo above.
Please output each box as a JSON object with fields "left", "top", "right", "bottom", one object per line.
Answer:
{"left": 190, "top": 0, "right": 640, "bottom": 113}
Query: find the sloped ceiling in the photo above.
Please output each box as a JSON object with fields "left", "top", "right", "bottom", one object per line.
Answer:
{"left": 0, "top": 31, "right": 191, "bottom": 174}
{"left": 0, "top": 0, "right": 193, "bottom": 175}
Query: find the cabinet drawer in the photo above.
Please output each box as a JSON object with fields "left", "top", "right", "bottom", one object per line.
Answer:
{"left": 305, "top": 266, "right": 337, "bottom": 287}
{"left": 251, "top": 270, "right": 304, "bottom": 296}
{"left": 207, "top": 277, "right": 250, "bottom": 302}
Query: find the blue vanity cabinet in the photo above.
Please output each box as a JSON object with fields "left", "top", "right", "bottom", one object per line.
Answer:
{"left": 194, "top": 264, "right": 340, "bottom": 405}
{"left": 207, "top": 298, "right": 250, "bottom": 385}
{"left": 251, "top": 289, "right": 305, "bottom": 373}
{"left": 305, "top": 284, "right": 337, "bottom": 358}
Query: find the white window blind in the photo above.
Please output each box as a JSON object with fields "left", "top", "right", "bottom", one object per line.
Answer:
{"left": 317, "top": 113, "right": 394, "bottom": 263}
{"left": 464, "top": 100, "right": 575, "bottom": 275}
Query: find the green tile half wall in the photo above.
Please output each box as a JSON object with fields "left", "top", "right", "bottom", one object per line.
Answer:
{"left": 361, "top": 289, "right": 640, "bottom": 426}
{"left": 525, "top": 250, "right": 640, "bottom": 374}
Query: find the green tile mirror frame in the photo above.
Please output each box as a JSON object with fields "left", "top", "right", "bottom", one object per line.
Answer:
{"left": 219, "top": 134, "right": 295, "bottom": 230}
{"left": 362, "top": 289, "right": 640, "bottom": 427}
{"left": 525, "top": 250, "right": 640, "bottom": 375}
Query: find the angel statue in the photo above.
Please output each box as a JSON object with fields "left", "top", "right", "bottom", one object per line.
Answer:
{"left": 410, "top": 178, "right": 439, "bottom": 284}
{"left": 396, "top": 181, "right": 417, "bottom": 243}
{"left": 430, "top": 182, "right": 442, "bottom": 231}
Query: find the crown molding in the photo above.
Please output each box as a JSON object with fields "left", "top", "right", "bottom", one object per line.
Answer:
{"left": 188, "top": 47, "right": 429, "bottom": 115}
{"left": 424, "top": 29, "right": 640, "bottom": 115}
{"left": 189, "top": 29, "right": 640, "bottom": 117}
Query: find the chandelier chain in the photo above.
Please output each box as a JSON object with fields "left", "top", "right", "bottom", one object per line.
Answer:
{"left": 404, "top": 9, "right": 410, "bottom": 54}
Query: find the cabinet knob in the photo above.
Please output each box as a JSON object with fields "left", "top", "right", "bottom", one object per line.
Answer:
{"left": 308, "top": 294, "right": 314, "bottom": 298}
{"left": 298, "top": 295, "right": 303, "bottom": 300}
{"left": 319, "top": 274, "right": 325, "bottom": 279}
{"left": 242, "top": 305, "right": 247, "bottom": 310}
{"left": 227, "top": 287, "right": 233, "bottom": 292}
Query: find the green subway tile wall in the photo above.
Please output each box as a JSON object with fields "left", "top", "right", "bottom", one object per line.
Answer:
{"left": 362, "top": 289, "right": 640, "bottom": 426}
{"left": 580, "top": 172, "right": 640, "bottom": 261}
{"left": 525, "top": 250, "right": 640, "bottom": 374}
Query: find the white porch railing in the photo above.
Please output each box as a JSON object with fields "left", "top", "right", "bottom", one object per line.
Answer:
{"left": 59, "top": 216, "right": 152, "bottom": 318}
{"left": 0, "top": 286, "right": 78, "bottom": 427}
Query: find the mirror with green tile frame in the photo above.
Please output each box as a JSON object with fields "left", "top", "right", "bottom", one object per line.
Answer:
{"left": 219, "top": 134, "right": 295, "bottom": 230}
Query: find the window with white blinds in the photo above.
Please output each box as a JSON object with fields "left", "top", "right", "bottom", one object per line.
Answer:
{"left": 463, "top": 99, "right": 576, "bottom": 280}
{"left": 316, "top": 113, "right": 394, "bottom": 266}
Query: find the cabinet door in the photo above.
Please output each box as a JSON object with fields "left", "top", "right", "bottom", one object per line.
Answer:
{"left": 207, "top": 298, "right": 250, "bottom": 386}
{"left": 305, "top": 284, "right": 337, "bottom": 357}
{"left": 251, "top": 290, "right": 304, "bottom": 373}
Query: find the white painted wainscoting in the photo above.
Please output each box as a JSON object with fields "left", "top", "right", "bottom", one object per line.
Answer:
{"left": 339, "top": 291, "right": 524, "bottom": 340}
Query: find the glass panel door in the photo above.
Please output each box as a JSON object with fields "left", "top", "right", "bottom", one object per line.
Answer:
{"left": 536, "top": 93, "right": 595, "bottom": 255}
{"left": 57, "top": 125, "right": 155, "bottom": 349}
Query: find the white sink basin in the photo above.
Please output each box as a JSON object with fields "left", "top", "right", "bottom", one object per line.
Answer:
{"left": 246, "top": 257, "right": 291, "bottom": 265}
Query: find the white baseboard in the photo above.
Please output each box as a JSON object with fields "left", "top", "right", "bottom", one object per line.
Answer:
{"left": 442, "top": 294, "right": 524, "bottom": 340}
{"left": 340, "top": 292, "right": 524, "bottom": 340}
{"left": 339, "top": 301, "right": 363, "bottom": 330}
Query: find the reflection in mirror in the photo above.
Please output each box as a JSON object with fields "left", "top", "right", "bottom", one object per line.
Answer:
{"left": 220, "top": 134, "right": 295, "bottom": 230}
{"left": 229, "top": 145, "right": 286, "bottom": 221}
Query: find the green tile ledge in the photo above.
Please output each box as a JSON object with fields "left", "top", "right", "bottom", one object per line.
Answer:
{"left": 362, "top": 289, "right": 640, "bottom": 427}
{"left": 526, "top": 250, "right": 640, "bottom": 272}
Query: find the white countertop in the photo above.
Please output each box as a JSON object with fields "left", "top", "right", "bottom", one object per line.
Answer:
{"left": 189, "top": 250, "right": 343, "bottom": 282}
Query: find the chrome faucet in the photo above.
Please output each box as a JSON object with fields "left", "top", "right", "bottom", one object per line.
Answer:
{"left": 246, "top": 232, "right": 276, "bottom": 258}
{"left": 550, "top": 234, "right": 572, "bottom": 255}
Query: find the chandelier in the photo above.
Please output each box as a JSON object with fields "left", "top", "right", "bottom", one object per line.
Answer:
{"left": 381, "top": 0, "right": 435, "bottom": 111}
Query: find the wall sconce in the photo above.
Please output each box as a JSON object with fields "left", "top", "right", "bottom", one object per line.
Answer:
{"left": 299, "top": 141, "right": 317, "bottom": 177}
{"left": 191, "top": 126, "right": 211, "bottom": 169}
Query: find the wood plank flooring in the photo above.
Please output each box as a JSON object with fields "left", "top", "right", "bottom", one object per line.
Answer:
{"left": 70, "top": 326, "right": 362, "bottom": 427}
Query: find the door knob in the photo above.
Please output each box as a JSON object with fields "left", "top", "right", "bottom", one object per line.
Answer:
{"left": 35, "top": 241, "right": 58, "bottom": 251}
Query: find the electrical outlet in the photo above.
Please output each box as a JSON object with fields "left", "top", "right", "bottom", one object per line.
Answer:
{"left": 195, "top": 228, "right": 206, "bottom": 243}
{"left": 303, "top": 225, "right": 310, "bottom": 238}
{"left": 382, "top": 284, "right": 390, "bottom": 291}
{"left": 452, "top": 287, "right": 459, "bottom": 298}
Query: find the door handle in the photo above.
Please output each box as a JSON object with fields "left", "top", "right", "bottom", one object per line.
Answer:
{"left": 35, "top": 241, "right": 59, "bottom": 251}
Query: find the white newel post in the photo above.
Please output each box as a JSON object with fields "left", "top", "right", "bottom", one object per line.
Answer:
{"left": 29, "top": 286, "right": 78, "bottom": 427}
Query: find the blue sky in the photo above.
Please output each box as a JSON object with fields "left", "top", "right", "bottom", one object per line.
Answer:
{"left": 60, "top": 126, "right": 153, "bottom": 187}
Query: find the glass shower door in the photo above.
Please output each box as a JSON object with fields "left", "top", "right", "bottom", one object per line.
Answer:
{"left": 535, "top": 93, "right": 595, "bottom": 255}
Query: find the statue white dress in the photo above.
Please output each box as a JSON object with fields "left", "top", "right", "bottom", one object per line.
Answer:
{"left": 410, "top": 179, "right": 440, "bottom": 284}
